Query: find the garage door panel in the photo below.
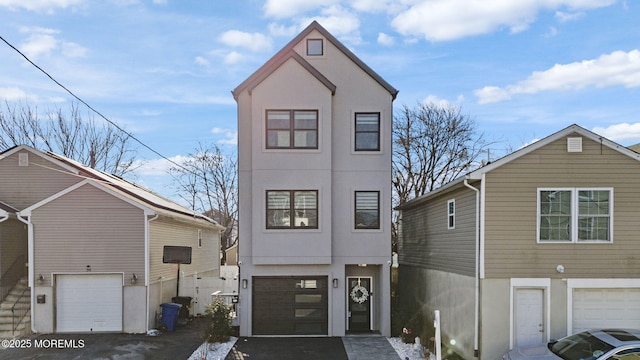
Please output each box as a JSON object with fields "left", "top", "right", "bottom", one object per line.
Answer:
{"left": 252, "top": 276, "right": 327, "bottom": 335}
{"left": 573, "top": 289, "right": 640, "bottom": 333}
{"left": 57, "top": 274, "right": 123, "bottom": 333}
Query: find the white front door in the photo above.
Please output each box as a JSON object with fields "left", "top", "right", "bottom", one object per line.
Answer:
{"left": 515, "top": 288, "right": 544, "bottom": 346}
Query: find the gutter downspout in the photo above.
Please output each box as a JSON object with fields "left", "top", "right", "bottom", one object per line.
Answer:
{"left": 464, "top": 177, "right": 480, "bottom": 358}
{"left": 145, "top": 213, "right": 159, "bottom": 332}
{"left": 16, "top": 213, "right": 35, "bottom": 333}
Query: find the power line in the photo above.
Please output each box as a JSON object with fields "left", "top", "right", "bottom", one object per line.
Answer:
{"left": 0, "top": 34, "right": 191, "bottom": 174}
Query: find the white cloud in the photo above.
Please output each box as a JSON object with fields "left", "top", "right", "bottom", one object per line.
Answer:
{"left": 194, "top": 56, "right": 209, "bottom": 66}
{"left": 390, "top": 0, "right": 616, "bottom": 42}
{"left": 422, "top": 94, "right": 465, "bottom": 108}
{"left": 18, "top": 27, "right": 87, "bottom": 59}
{"left": 555, "top": 10, "right": 585, "bottom": 22}
{"left": 263, "top": 0, "right": 340, "bottom": 18}
{"left": 211, "top": 127, "right": 238, "bottom": 145}
{"left": 219, "top": 30, "right": 272, "bottom": 52}
{"left": 299, "top": 5, "right": 361, "bottom": 44}
{"left": 377, "top": 32, "right": 394, "bottom": 46}
{"left": 132, "top": 155, "right": 191, "bottom": 176}
{"left": 223, "top": 51, "right": 245, "bottom": 65}
{"left": 0, "top": 0, "right": 83, "bottom": 13}
{"left": 268, "top": 23, "right": 298, "bottom": 37}
{"left": 0, "top": 87, "right": 30, "bottom": 101}
{"left": 592, "top": 123, "right": 640, "bottom": 143}
{"left": 475, "top": 49, "right": 640, "bottom": 104}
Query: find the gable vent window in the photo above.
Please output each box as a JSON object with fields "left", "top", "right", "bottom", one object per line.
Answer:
{"left": 307, "top": 39, "right": 323, "bottom": 56}
{"left": 18, "top": 153, "right": 29, "bottom": 166}
{"left": 567, "top": 137, "right": 582, "bottom": 152}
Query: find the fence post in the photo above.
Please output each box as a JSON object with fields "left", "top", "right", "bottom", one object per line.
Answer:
{"left": 434, "top": 310, "right": 442, "bottom": 360}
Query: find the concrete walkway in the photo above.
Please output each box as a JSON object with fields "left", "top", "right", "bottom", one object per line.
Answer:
{"left": 342, "top": 334, "right": 401, "bottom": 360}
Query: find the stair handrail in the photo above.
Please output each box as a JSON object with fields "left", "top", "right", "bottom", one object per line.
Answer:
{"left": 0, "top": 254, "right": 26, "bottom": 302}
{"left": 11, "top": 286, "right": 30, "bottom": 335}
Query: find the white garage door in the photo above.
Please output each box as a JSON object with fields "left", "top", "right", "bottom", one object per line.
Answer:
{"left": 573, "top": 288, "right": 640, "bottom": 333}
{"left": 56, "top": 274, "right": 123, "bottom": 332}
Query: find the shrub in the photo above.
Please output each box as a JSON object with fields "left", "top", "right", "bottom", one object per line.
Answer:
{"left": 203, "top": 297, "right": 232, "bottom": 343}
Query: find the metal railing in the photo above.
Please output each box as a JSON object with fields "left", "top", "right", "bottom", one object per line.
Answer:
{"left": 1, "top": 254, "right": 26, "bottom": 302}
{"left": 11, "top": 286, "right": 30, "bottom": 335}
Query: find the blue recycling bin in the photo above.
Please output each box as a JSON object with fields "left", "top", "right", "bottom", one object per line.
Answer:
{"left": 160, "top": 303, "right": 182, "bottom": 332}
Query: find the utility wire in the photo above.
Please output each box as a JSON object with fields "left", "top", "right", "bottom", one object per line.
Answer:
{"left": 0, "top": 34, "right": 192, "bottom": 175}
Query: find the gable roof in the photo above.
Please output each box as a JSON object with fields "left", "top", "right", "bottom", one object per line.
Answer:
{"left": 397, "top": 124, "right": 640, "bottom": 210}
{"left": 232, "top": 21, "right": 398, "bottom": 100}
{"left": 3, "top": 145, "right": 221, "bottom": 227}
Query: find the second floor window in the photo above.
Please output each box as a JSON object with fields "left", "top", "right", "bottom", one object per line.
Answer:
{"left": 266, "top": 110, "right": 318, "bottom": 149}
{"left": 355, "top": 191, "right": 380, "bottom": 229}
{"left": 538, "top": 188, "right": 612, "bottom": 243}
{"left": 355, "top": 112, "right": 380, "bottom": 151}
{"left": 447, "top": 199, "right": 455, "bottom": 229}
{"left": 267, "top": 190, "right": 318, "bottom": 229}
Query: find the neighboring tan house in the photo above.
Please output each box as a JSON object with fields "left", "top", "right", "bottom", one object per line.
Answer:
{"left": 396, "top": 124, "right": 640, "bottom": 359}
{"left": 233, "top": 21, "right": 397, "bottom": 337}
{"left": 0, "top": 145, "right": 223, "bottom": 335}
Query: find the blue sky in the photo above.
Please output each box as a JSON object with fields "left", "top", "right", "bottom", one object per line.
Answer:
{"left": 1, "top": 0, "right": 639, "bottom": 200}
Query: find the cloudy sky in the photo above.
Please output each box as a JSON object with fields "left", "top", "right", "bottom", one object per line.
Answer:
{"left": 1, "top": 0, "right": 639, "bottom": 199}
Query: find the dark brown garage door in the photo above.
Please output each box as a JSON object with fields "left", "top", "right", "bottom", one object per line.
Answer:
{"left": 253, "top": 276, "right": 328, "bottom": 335}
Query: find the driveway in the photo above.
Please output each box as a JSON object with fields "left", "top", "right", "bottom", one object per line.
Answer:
{"left": 0, "top": 318, "right": 206, "bottom": 360}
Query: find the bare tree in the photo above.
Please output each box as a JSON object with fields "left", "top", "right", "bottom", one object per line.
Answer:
{"left": 169, "top": 143, "right": 238, "bottom": 259}
{"left": 392, "top": 102, "right": 489, "bottom": 205}
{"left": 391, "top": 102, "right": 490, "bottom": 250}
{"left": 0, "top": 101, "right": 136, "bottom": 175}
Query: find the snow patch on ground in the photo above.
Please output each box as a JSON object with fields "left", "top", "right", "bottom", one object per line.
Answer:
{"left": 388, "top": 337, "right": 434, "bottom": 360}
{"left": 188, "top": 337, "right": 237, "bottom": 360}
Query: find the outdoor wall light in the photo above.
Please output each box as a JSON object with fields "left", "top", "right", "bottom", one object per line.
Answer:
{"left": 333, "top": 278, "right": 339, "bottom": 288}
{"left": 37, "top": 274, "right": 44, "bottom": 283}
{"left": 556, "top": 265, "right": 565, "bottom": 273}
{"left": 131, "top": 273, "right": 138, "bottom": 284}
{"left": 242, "top": 279, "right": 248, "bottom": 289}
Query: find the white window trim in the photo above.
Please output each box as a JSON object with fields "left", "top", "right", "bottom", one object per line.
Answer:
{"left": 447, "top": 199, "right": 455, "bottom": 229}
{"left": 197, "top": 229, "right": 203, "bottom": 248}
{"left": 536, "top": 187, "right": 613, "bottom": 244}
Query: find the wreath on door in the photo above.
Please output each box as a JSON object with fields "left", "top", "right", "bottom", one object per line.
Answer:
{"left": 350, "top": 285, "right": 369, "bottom": 304}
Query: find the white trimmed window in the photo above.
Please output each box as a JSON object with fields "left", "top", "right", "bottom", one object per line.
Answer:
{"left": 197, "top": 229, "right": 203, "bottom": 248}
{"left": 538, "top": 188, "right": 613, "bottom": 243}
{"left": 447, "top": 199, "right": 455, "bottom": 229}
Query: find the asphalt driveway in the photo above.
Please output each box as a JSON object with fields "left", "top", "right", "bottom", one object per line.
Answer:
{"left": 0, "top": 318, "right": 206, "bottom": 360}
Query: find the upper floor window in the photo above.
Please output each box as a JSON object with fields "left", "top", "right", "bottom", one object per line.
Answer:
{"left": 538, "top": 188, "right": 612, "bottom": 243}
{"left": 307, "top": 39, "right": 323, "bottom": 56}
{"left": 267, "top": 190, "right": 318, "bottom": 229}
{"left": 197, "top": 229, "right": 203, "bottom": 248}
{"left": 355, "top": 191, "right": 380, "bottom": 229}
{"left": 266, "top": 110, "right": 318, "bottom": 149}
{"left": 355, "top": 112, "right": 380, "bottom": 151}
{"left": 447, "top": 199, "right": 455, "bottom": 229}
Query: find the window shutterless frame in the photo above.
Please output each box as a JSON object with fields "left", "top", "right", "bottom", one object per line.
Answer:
{"left": 266, "top": 190, "right": 318, "bottom": 229}
{"left": 447, "top": 199, "right": 455, "bottom": 229}
{"left": 306, "top": 38, "right": 323, "bottom": 56}
{"left": 266, "top": 110, "right": 318, "bottom": 149}
{"left": 355, "top": 191, "right": 380, "bottom": 229}
{"left": 354, "top": 112, "right": 380, "bottom": 151}
{"left": 537, "top": 187, "right": 613, "bottom": 243}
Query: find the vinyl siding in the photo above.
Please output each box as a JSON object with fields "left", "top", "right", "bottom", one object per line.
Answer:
{"left": 31, "top": 183, "right": 145, "bottom": 284}
{"left": 484, "top": 133, "right": 640, "bottom": 278}
{"left": 0, "top": 150, "right": 80, "bottom": 210}
{"left": 148, "top": 217, "right": 220, "bottom": 283}
{"left": 399, "top": 186, "right": 477, "bottom": 276}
